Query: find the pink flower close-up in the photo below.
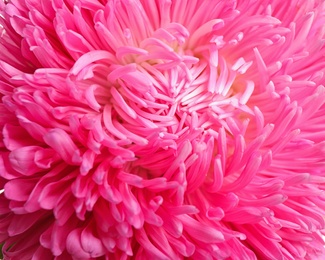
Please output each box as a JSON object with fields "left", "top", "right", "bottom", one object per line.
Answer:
{"left": 1, "top": 0, "right": 325, "bottom": 259}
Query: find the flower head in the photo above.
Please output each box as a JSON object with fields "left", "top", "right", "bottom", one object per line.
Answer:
{"left": 1, "top": 0, "right": 325, "bottom": 259}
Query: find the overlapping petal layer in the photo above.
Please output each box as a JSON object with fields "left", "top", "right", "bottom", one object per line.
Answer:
{"left": 1, "top": 0, "right": 325, "bottom": 259}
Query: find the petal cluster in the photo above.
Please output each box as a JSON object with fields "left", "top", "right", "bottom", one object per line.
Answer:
{"left": 1, "top": 0, "right": 325, "bottom": 259}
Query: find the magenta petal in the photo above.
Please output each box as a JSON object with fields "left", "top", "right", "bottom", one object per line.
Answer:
{"left": 80, "top": 223, "right": 105, "bottom": 258}
{"left": 38, "top": 179, "right": 70, "bottom": 210}
{"left": 179, "top": 215, "right": 225, "bottom": 243}
{"left": 53, "top": 191, "right": 75, "bottom": 226}
{"left": 7, "top": 211, "right": 48, "bottom": 236}
{"left": 43, "top": 129, "right": 82, "bottom": 165}
{"left": 135, "top": 229, "right": 169, "bottom": 260}
{"left": 32, "top": 246, "right": 53, "bottom": 259}
{"left": 9, "top": 146, "right": 44, "bottom": 175}
{"left": 4, "top": 178, "right": 35, "bottom": 201}
{"left": 2, "top": 124, "right": 35, "bottom": 151}
{"left": 66, "top": 228, "right": 91, "bottom": 259}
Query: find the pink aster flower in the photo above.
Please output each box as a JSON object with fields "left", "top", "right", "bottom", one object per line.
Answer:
{"left": 1, "top": 0, "right": 325, "bottom": 259}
